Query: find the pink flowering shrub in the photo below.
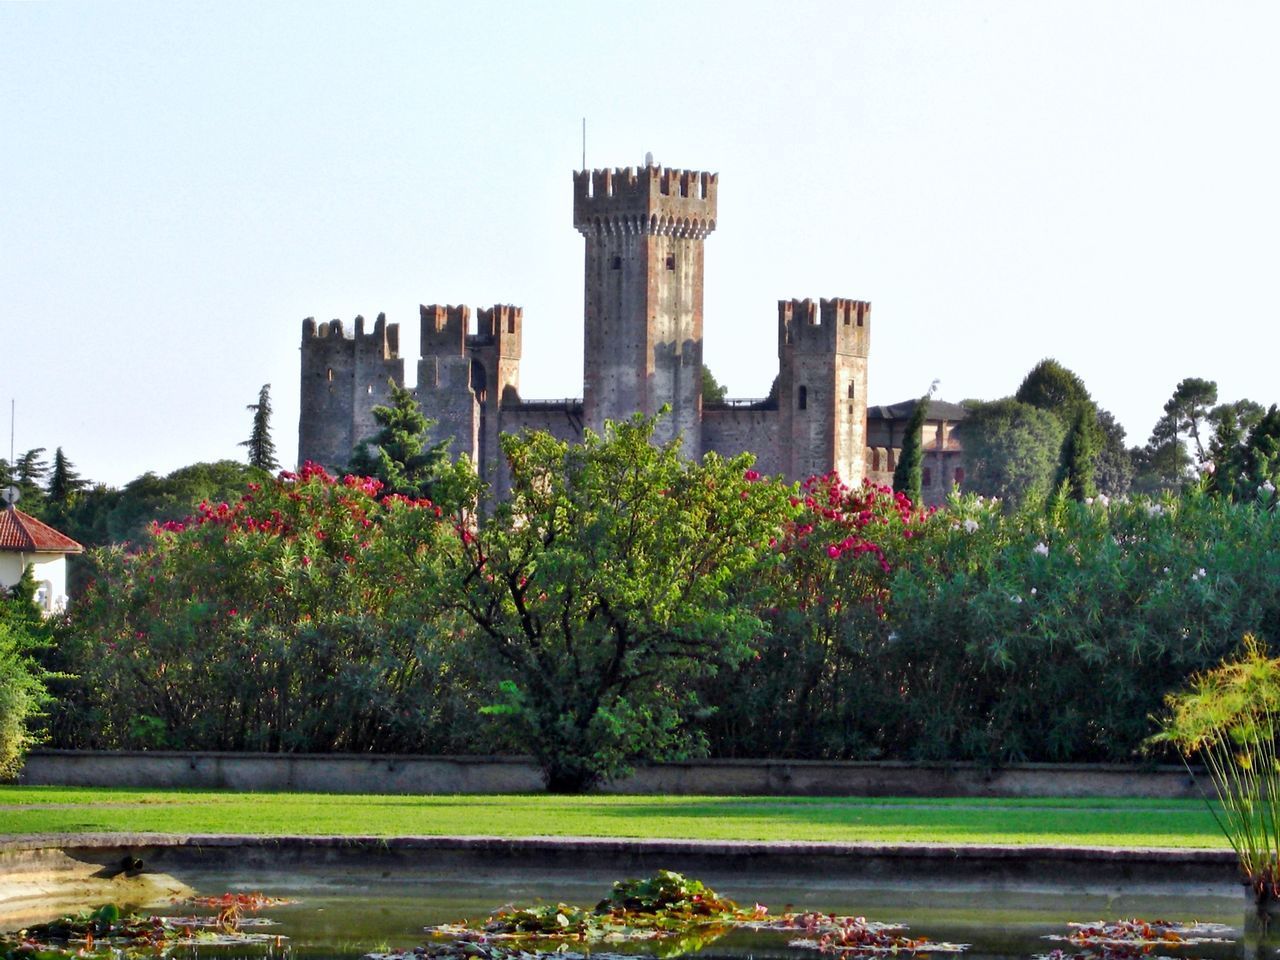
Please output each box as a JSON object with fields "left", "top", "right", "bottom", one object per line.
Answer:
{"left": 60, "top": 463, "right": 483, "bottom": 752}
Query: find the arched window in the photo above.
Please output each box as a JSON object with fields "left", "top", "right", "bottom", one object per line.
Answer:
{"left": 798, "top": 385, "right": 808, "bottom": 411}
{"left": 847, "top": 381, "right": 856, "bottom": 399}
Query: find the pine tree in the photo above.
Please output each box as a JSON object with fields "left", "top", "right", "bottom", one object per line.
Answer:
{"left": 13, "top": 449, "right": 48, "bottom": 514}
{"left": 46, "top": 448, "right": 87, "bottom": 505}
{"left": 349, "top": 380, "right": 450, "bottom": 498}
{"left": 892, "top": 394, "right": 929, "bottom": 505}
{"left": 241, "top": 384, "right": 279, "bottom": 471}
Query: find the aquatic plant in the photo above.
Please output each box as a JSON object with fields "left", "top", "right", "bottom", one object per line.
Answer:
{"left": 1151, "top": 635, "right": 1280, "bottom": 907}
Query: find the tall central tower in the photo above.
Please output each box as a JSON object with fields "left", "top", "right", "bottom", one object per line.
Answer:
{"left": 573, "top": 163, "right": 718, "bottom": 451}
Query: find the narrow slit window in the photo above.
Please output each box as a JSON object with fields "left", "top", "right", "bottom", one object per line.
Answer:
{"left": 326, "top": 368, "right": 334, "bottom": 382}
{"left": 665, "top": 254, "right": 676, "bottom": 270}
{"left": 923, "top": 467, "right": 933, "bottom": 487}
{"left": 798, "top": 385, "right": 808, "bottom": 410}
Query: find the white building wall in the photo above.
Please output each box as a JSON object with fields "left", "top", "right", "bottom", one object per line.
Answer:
{"left": 0, "top": 552, "right": 70, "bottom": 615}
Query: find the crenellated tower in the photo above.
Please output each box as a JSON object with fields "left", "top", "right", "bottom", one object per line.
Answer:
{"left": 573, "top": 163, "right": 717, "bottom": 452}
{"left": 776, "top": 298, "right": 871, "bottom": 483}
{"left": 299, "top": 313, "right": 404, "bottom": 470}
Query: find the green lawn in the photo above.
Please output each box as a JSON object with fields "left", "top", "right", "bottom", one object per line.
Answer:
{"left": 0, "top": 787, "right": 1228, "bottom": 848}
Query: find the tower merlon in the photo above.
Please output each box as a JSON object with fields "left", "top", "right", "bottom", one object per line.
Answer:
{"left": 420, "top": 303, "right": 470, "bottom": 356}
{"left": 573, "top": 164, "right": 718, "bottom": 236}
{"left": 300, "top": 315, "right": 399, "bottom": 359}
{"left": 779, "top": 298, "right": 871, "bottom": 356}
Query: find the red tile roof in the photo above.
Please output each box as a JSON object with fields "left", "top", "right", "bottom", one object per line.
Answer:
{"left": 0, "top": 507, "right": 84, "bottom": 554}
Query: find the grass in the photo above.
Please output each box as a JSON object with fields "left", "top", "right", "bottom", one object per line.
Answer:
{"left": 0, "top": 787, "right": 1228, "bottom": 848}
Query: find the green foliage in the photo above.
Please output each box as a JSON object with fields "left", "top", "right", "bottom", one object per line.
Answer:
{"left": 57, "top": 464, "right": 487, "bottom": 753}
{"left": 956, "top": 398, "right": 1066, "bottom": 506}
{"left": 240, "top": 383, "right": 279, "bottom": 471}
{"left": 0, "top": 569, "right": 54, "bottom": 779}
{"left": 1015, "top": 358, "right": 1092, "bottom": 412}
{"left": 1152, "top": 635, "right": 1280, "bottom": 904}
{"left": 1164, "top": 377, "right": 1218, "bottom": 463}
{"left": 1053, "top": 403, "right": 1099, "bottom": 502}
{"left": 892, "top": 396, "right": 928, "bottom": 504}
{"left": 700, "top": 366, "right": 728, "bottom": 405}
{"left": 349, "top": 381, "right": 452, "bottom": 500}
{"left": 446, "top": 413, "right": 792, "bottom": 791}
{"left": 1094, "top": 409, "right": 1133, "bottom": 497}
{"left": 708, "top": 487, "right": 1280, "bottom": 764}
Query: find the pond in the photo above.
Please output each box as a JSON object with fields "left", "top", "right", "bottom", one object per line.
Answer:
{"left": 2, "top": 863, "right": 1268, "bottom": 960}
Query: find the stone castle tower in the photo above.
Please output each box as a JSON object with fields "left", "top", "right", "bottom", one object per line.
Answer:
{"left": 299, "top": 161, "right": 882, "bottom": 491}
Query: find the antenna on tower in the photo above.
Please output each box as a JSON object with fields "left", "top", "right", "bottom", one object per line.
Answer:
{"left": 581, "top": 118, "right": 586, "bottom": 170}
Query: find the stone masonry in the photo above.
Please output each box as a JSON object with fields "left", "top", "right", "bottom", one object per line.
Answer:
{"left": 298, "top": 161, "right": 963, "bottom": 499}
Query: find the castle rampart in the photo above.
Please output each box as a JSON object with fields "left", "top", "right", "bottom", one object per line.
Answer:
{"left": 297, "top": 160, "right": 964, "bottom": 502}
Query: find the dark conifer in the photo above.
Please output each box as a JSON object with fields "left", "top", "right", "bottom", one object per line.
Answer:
{"left": 241, "top": 384, "right": 279, "bottom": 471}
{"left": 892, "top": 395, "right": 929, "bottom": 505}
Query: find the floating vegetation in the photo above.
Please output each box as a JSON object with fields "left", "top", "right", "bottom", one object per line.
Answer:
{"left": 1, "top": 901, "right": 289, "bottom": 960}
{"left": 175, "top": 893, "right": 298, "bottom": 912}
{"left": 404, "top": 872, "right": 965, "bottom": 959}
{"left": 1048, "top": 920, "right": 1234, "bottom": 948}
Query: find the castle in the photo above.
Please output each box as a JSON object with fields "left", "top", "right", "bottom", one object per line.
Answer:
{"left": 298, "top": 162, "right": 966, "bottom": 499}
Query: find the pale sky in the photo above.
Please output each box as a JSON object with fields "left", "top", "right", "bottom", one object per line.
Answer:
{"left": 3, "top": 1, "right": 1277, "bottom": 487}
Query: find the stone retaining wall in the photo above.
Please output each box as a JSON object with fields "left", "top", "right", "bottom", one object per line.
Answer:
{"left": 19, "top": 751, "right": 1207, "bottom": 798}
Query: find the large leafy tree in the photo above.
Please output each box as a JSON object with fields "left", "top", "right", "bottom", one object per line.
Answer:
{"left": 892, "top": 395, "right": 929, "bottom": 504}
{"left": 349, "top": 381, "right": 451, "bottom": 500}
{"left": 240, "top": 383, "right": 279, "bottom": 472}
{"left": 1014, "top": 358, "right": 1091, "bottom": 411}
{"left": 956, "top": 399, "right": 1066, "bottom": 506}
{"left": 444, "top": 413, "right": 793, "bottom": 792}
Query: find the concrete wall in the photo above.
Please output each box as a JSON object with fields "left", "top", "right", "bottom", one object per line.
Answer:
{"left": 19, "top": 752, "right": 1209, "bottom": 799}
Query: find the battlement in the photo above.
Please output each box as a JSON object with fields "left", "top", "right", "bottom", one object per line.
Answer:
{"left": 573, "top": 164, "right": 717, "bottom": 238}
{"left": 420, "top": 304, "right": 470, "bottom": 356}
{"left": 476, "top": 304, "right": 522, "bottom": 341}
{"left": 778, "top": 298, "right": 871, "bottom": 356}
{"left": 301, "top": 313, "right": 399, "bottom": 359}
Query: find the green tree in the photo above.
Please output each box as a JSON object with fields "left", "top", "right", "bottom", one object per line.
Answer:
{"left": 1053, "top": 403, "right": 1099, "bottom": 501}
{"left": 1133, "top": 410, "right": 1194, "bottom": 495}
{"left": 240, "top": 383, "right": 279, "bottom": 472}
{"left": 0, "top": 568, "right": 54, "bottom": 778}
{"left": 701, "top": 366, "right": 727, "bottom": 405}
{"left": 1094, "top": 409, "right": 1133, "bottom": 497}
{"left": 1243, "top": 405, "right": 1280, "bottom": 497}
{"left": 349, "top": 381, "right": 451, "bottom": 499}
{"left": 892, "top": 395, "right": 929, "bottom": 504}
{"left": 1014, "top": 358, "right": 1091, "bottom": 412}
{"left": 1164, "top": 377, "right": 1219, "bottom": 464}
{"left": 444, "top": 413, "right": 792, "bottom": 792}
{"left": 956, "top": 399, "right": 1066, "bottom": 506}
{"left": 13, "top": 448, "right": 48, "bottom": 516}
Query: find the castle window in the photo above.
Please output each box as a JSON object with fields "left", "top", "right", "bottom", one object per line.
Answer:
{"left": 367, "top": 384, "right": 373, "bottom": 395}
{"left": 327, "top": 368, "right": 333, "bottom": 382}
{"left": 798, "top": 385, "right": 808, "bottom": 411}
{"left": 847, "top": 382, "right": 856, "bottom": 399}
{"left": 665, "top": 254, "right": 675, "bottom": 270}
{"left": 507, "top": 314, "right": 516, "bottom": 334}
{"left": 954, "top": 467, "right": 965, "bottom": 485}
{"left": 923, "top": 467, "right": 933, "bottom": 487}
{"left": 610, "top": 256, "right": 622, "bottom": 270}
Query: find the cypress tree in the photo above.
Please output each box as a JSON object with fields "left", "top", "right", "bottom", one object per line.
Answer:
{"left": 1054, "top": 404, "right": 1099, "bottom": 501}
{"left": 241, "top": 384, "right": 279, "bottom": 471}
{"left": 892, "top": 395, "right": 929, "bottom": 505}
